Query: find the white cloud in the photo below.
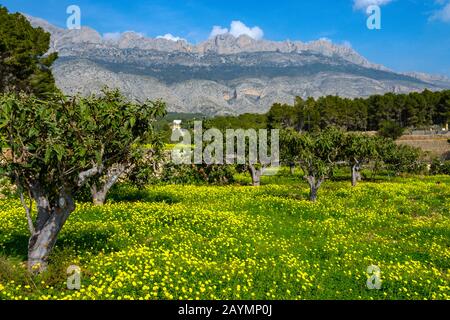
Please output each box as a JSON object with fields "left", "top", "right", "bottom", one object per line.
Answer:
{"left": 210, "top": 26, "right": 229, "bottom": 38}
{"left": 208, "top": 21, "right": 264, "bottom": 40}
{"left": 430, "top": 2, "right": 450, "bottom": 22}
{"left": 229, "top": 21, "right": 264, "bottom": 40}
{"left": 156, "top": 33, "right": 186, "bottom": 42}
{"left": 353, "top": 0, "right": 393, "bottom": 11}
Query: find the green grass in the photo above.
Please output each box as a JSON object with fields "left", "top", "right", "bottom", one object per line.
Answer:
{"left": 0, "top": 173, "right": 449, "bottom": 300}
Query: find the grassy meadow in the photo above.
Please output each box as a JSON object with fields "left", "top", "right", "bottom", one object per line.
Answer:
{"left": 0, "top": 171, "right": 449, "bottom": 300}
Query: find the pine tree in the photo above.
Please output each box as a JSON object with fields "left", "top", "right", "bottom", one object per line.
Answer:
{"left": 0, "top": 5, "right": 58, "bottom": 96}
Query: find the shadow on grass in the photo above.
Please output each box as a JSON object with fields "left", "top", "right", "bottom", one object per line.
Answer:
{"left": 109, "top": 188, "right": 180, "bottom": 204}
{"left": 57, "top": 228, "right": 119, "bottom": 254}
{"left": 0, "top": 228, "right": 118, "bottom": 262}
{"left": 259, "top": 186, "right": 310, "bottom": 201}
{"left": 0, "top": 234, "right": 29, "bottom": 260}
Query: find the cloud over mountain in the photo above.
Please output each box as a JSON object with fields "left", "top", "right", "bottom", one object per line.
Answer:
{"left": 156, "top": 33, "right": 186, "bottom": 42}
{"left": 209, "top": 21, "right": 264, "bottom": 40}
{"left": 23, "top": 14, "right": 450, "bottom": 116}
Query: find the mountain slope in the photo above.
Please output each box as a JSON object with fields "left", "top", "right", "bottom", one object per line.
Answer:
{"left": 26, "top": 15, "right": 450, "bottom": 115}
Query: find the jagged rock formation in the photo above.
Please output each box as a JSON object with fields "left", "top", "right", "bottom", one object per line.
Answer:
{"left": 26, "top": 14, "right": 450, "bottom": 115}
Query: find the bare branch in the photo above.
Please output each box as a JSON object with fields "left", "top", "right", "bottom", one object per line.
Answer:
{"left": 19, "top": 189, "right": 35, "bottom": 235}
{"left": 103, "top": 163, "right": 128, "bottom": 191}
{"left": 316, "top": 177, "right": 325, "bottom": 189}
{"left": 77, "top": 164, "right": 103, "bottom": 187}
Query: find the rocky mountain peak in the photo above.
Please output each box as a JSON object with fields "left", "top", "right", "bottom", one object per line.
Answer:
{"left": 20, "top": 14, "right": 450, "bottom": 116}
{"left": 24, "top": 14, "right": 385, "bottom": 70}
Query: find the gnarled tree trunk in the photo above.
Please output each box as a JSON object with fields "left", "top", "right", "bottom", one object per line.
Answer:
{"left": 21, "top": 165, "right": 102, "bottom": 273}
{"left": 351, "top": 161, "right": 362, "bottom": 187}
{"left": 91, "top": 164, "right": 127, "bottom": 206}
{"left": 91, "top": 185, "right": 108, "bottom": 206}
{"left": 27, "top": 189, "right": 75, "bottom": 273}
{"left": 305, "top": 175, "right": 324, "bottom": 202}
{"left": 248, "top": 164, "right": 263, "bottom": 187}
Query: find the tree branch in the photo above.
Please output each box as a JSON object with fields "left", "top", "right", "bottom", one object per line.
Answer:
{"left": 316, "top": 177, "right": 325, "bottom": 189}
{"left": 103, "top": 163, "right": 128, "bottom": 191}
{"left": 19, "top": 189, "right": 35, "bottom": 235}
{"left": 77, "top": 164, "right": 103, "bottom": 187}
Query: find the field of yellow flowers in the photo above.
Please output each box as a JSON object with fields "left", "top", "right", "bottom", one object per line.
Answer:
{"left": 0, "top": 174, "right": 449, "bottom": 300}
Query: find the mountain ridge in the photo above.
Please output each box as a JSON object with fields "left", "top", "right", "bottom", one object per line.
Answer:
{"left": 25, "top": 14, "right": 450, "bottom": 115}
{"left": 25, "top": 14, "right": 387, "bottom": 71}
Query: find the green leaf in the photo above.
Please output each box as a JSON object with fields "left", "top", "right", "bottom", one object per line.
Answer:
{"left": 44, "top": 147, "right": 52, "bottom": 164}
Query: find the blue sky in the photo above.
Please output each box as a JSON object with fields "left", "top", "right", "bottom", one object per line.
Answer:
{"left": 1, "top": 0, "right": 450, "bottom": 76}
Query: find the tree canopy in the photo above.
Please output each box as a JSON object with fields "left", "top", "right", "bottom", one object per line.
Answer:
{"left": 281, "top": 127, "right": 345, "bottom": 201}
{"left": 0, "top": 89, "right": 166, "bottom": 272}
{"left": 203, "top": 90, "right": 450, "bottom": 135}
{"left": 342, "top": 133, "right": 379, "bottom": 186}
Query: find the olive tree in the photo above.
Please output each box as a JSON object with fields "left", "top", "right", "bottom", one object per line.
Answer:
{"left": 78, "top": 90, "right": 165, "bottom": 205}
{"left": 377, "top": 139, "right": 425, "bottom": 175}
{"left": 342, "top": 133, "right": 378, "bottom": 186}
{"left": 0, "top": 90, "right": 165, "bottom": 272}
{"left": 281, "top": 128, "right": 344, "bottom": 201}
{"left": 225, "top": 129, "right": 279, "bottom": 187}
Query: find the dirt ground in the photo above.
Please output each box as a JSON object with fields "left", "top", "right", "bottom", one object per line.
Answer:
{"left": 397, "top": 134, "right": 450, "bottom": 159}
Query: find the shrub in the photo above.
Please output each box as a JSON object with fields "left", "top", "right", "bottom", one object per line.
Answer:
{"left": 430, "top": 159, "right": 450, "bottom": 175}
{"left": 0, "top": 176, "right": 15, "bottom": 199}
{"left": 378, "top": 120, "right": 405, "bottom": 140}
{"left": 381, "top": 142, "right": 426, "bottom": 175}
{"left": 161, "top": 163, "right": 235, "bottom": 185}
